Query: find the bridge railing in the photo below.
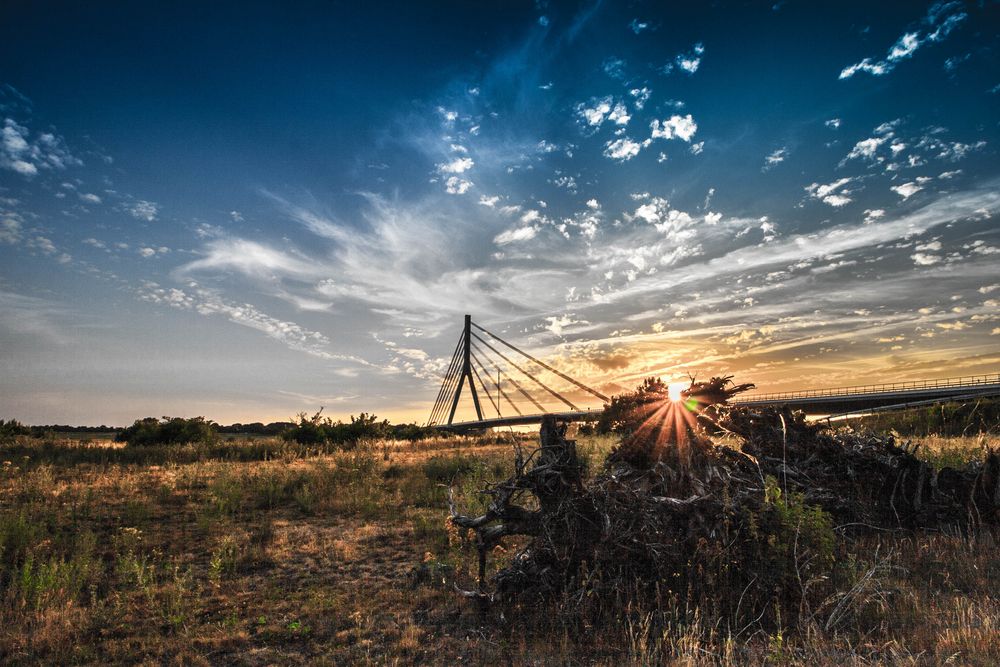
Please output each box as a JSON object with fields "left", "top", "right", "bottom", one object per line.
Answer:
{"left": 732, "top": 372, "right": 1000, "bottom": 403}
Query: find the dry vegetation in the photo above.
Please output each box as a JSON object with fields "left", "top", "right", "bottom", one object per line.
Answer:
{"left": 0, "top": 422, "right": 998, "bottom": 665}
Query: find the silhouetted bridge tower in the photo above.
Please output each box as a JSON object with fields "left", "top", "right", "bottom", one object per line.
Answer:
{"left": 426, "top": 315, "right": 608, "bottom": 430}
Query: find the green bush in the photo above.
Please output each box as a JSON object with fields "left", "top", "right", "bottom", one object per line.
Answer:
{"left": 422, "top": 454, "right": 481, "bottom": 483}
{"left": 281, "top": 409, "right": 399, "bottom": 447}
{"left": 116, "top": 416, "right": 218, "bottom": 447}
{"left": 0, "top": 419, "right": 30, "bottom": 442}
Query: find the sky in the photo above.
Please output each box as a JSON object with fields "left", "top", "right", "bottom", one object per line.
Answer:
{"left": 1, "top": 0, "right": 999, "bottom": 426}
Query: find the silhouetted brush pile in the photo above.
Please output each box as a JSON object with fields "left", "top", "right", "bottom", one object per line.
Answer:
{"left": 449, "top": 377, "right": 1000, "bottom": 628}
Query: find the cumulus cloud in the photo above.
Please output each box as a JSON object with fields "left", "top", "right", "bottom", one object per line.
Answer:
{"left": 805, "top": 177, "right": 855, "bottom": 207}
{"left": 891, "top": 181, "right": 924, "bottom": 199}
{"left": 444, "top": 176, "right": 473, "bottom": 194}
{"left": 649, "top": 115, "right": 697, "bottom": 142}
{"left": 577, "top": 96, "right": 613, "bottom": 128}
{"left": 0, "top": 117, "right": 81, "bottom": 177}
{"left": 665, "top": 43, "right": 704, "bottom": 74}
{"left": 437, "top": 156, "right": 474, "bottom": 174}
{"left": 629, "top": 87, "right": 651, "bottom": 109}
{"left": 545, "top": 313, "right": 583, "bottom": 336}
{"left": 604, "top": 137, "right": 643, "bottom": 161}
{"left": 0, "top": 216, "right": 22, "bottom": 244}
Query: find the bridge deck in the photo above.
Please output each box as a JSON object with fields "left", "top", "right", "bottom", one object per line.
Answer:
{"left": 431, "top": 373, "right": 1000, "bottom": 430}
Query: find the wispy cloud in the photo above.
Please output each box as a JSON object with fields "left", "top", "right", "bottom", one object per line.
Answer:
{"left": 839, "top": 2, "right": 967, "bottom": 79}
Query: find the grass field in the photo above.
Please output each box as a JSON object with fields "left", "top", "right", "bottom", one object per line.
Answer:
{"left": 1, "top": 429, "right": 997, "bottom": 665}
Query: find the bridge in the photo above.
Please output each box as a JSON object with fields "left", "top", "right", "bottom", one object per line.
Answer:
{"left": 427, "top": 315, "right": 1000, "bottom": 431}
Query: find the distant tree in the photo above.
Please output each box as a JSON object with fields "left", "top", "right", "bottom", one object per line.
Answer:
{"left": 282, "top": 410, "right": 329, "bottom": 445}
{"left": 280, "top": 409, "right": 418, "bottom": 447}
{"left": 0, "top": 419, "right": 30, "bottom": 441}
{"left": 116, "top": 416, "right": 218, "bottom": 446}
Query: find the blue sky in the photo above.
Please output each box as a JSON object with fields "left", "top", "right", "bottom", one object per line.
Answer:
{"left": 1, "top": 0, "right": 999, "bottom": 425}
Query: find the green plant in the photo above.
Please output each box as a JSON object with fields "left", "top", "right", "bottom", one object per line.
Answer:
{"left": 116, "top": 416, "right": 218, "bottom": 447}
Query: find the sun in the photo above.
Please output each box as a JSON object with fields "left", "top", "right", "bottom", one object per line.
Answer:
{"left": 667, "top": 381, "right": 687, "bottom": 403}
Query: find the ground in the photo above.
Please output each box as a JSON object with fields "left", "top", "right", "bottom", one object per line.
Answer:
{"left": 0, "top": 430, "right": 998, "bottom": 665}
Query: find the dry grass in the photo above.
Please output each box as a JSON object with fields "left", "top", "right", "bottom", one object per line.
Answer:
{"left": 0, "top": 431, "right": 996, "bottom": 665}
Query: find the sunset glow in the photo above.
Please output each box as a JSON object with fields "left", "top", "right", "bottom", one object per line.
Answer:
{"left": 667, "top": 382, "right": 687, "bottom": 403}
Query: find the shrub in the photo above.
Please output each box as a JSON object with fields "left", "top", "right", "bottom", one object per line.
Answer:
{"left": 281, "top": 409, "right": 394, "bottom": 447}
{"left": 0, "top": 419, "right": 30, "bottom": 442}
{"left": 116, "top": 416, "right": 218, "bottom": 446}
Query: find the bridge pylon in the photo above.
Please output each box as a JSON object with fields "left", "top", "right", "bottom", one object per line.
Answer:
{"left": 446, "top": 314, "right": 484, "bottom": 424}
{"left": 426, "top": 314, "right": 610, "bottom": 427}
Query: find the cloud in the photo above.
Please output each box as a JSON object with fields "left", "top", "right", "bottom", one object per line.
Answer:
{"left": 845, "top": 136, "right": 888, "bottom": 161}
{"left": 864, "top": 209, "right": 885, "bottom": 223}
{"left": 629, "top": 87, "right": 652, "bottom": 109}
{"left": 577, "top": 96, "right": 614, "bottom": 128}
{"left": 604, "top": 137, "right": 643, "bottom": 161}
{"left": 763, "top": 147, "right": 788, "bottom": 170}
{"left": 79, "top": 192, "right": 102, "bottom": 205}
{"left": 825, "top": 118, "right": 841, "bottom": 129}
{"left": 629, "top": 18, "right": 650, "bottom": 34}
{"left": 545, "top": 313, "right": 583, "bottom": 336}
{"left": 649, "top": 115, "right": 697, "bottom": 142}
{"left": 0, "top": 215, "right": 22, "bottom": 244}
{"left": 437, "top": 156, "right": 474, "bottom": 174}
{"left": 839, "top": 3, "right": 967, "bottom": 79}
{"left": 891, "top": 181, "right": 923, "bottom": 199}
{"left": 0, "top": 289, "right": 72, "bottom": 344}
{"left": 124, "top": 199, "right": 158, "bottom": 221}
{"left": 805, "top": 177, "right": 855, "bottom": 207}
{"left": 665, "top": 43, "right": 704, "bottom": 75}
{"left": 602, "top": 57, "right": 626, "bottom": 80}
{"left": 139, "top": 282, "right": 365, "bottom": 365}
{"left": 576, "top": 96, "right": 630, "bottom": 131}
{"left": 177, "top": 238, "right": 322, "bottom": 280}
{"left": 493, "top": 225, "right": 539, "bottom": 245}
{"left": 0, "top": 117, "right": 80, "bottom": 177}
{"left": 444, "top": 176, "right": 473, "bottom": 194}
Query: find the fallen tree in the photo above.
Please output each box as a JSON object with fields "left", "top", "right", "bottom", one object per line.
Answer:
{"left": 449, "top": 377, "right": 1000, "bottom": 628}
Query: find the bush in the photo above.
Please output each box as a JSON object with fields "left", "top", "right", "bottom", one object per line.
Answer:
{"left": 281, "top": 409, "right": 396, "bottom": 447}
{"left": 116, "top": 416, "right": 218, "bottom": 447}
{"left": 0, "top": 419, "right": 30, "bottom": 442}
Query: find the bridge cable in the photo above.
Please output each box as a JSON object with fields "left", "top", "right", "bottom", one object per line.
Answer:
{"left": 472, "top": 323, "right": 609, "bottom": 402}
{"left": 428, "top": 340, "right": 461, "bottom": 425}
{"left": 469, "top": 360, "right": 501, "bottom": 416}
{"left": 427, "top": 334, "right": 464, "bottom": 425}
{"left": 471, "top": 350, "right": 523, "bottom": 416}
{"left": 471, "top": 332, "right": 579, "bottom": 410}
{"left": 432, "top": 352, "right": 464, "bottom": 425}
{"left": 472, "top": 342, "right": 545, "bottom": 413}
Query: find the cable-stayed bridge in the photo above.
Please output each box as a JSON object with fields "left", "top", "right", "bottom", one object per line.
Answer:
{"left": 427, "top": 315, "right": 1000, "bottom": 431}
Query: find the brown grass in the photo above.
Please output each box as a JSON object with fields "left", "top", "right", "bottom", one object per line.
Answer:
{"left": 0, "top": 431, "right": 996, "bottom": 665}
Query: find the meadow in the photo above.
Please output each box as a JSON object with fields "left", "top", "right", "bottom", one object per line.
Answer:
{"left": 0, "top": 427, "right": 997, "bottom": 665}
